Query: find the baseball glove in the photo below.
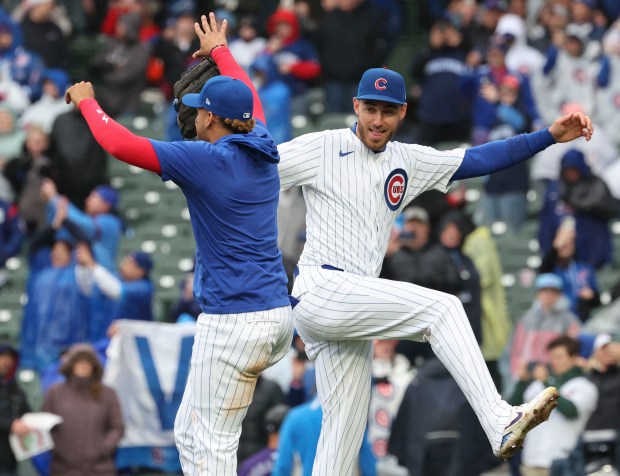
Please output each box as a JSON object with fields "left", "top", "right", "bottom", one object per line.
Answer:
{"left": 173, "top": 57, "right": 220, "bottom": 139}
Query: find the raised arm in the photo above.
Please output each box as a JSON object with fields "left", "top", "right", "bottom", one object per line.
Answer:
{"left": 191, "top": 12, "right": 266, "bottom": 124}
{"left": 65, "top": 83, "right": 161, "bottom": 174}
{"left": 453, "top": 112, "right": 593, "bottom": 180}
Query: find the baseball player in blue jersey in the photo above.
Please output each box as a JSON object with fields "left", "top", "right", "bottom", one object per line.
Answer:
{"left": 277, "top": 67, "right": 593, "bottom": 474}
{"left": 65, "top": 13, "right": 294, "bottom": 475}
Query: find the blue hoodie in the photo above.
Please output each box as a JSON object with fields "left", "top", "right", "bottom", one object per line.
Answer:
{"left": 149, "top": 121, "right": 290, "bottom": 314}
{"left": 539, "top": 149, "right": 614, "bottom": 269}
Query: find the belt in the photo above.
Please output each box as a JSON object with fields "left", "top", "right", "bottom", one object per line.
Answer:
{"left": 293, "top": 264, "right": 344, "bottom": 278}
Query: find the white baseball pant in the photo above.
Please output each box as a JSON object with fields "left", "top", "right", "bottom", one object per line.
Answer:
{"left": 174, "top": 306, "right": 294, "bottom": 475}
{"left": 292, "top": 266, "right": 512, "bottom": 476}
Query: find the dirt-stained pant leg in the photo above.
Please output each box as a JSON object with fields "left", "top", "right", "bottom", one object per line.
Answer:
{"left": 174, "top": 306, "right": 293, "bottom": 476}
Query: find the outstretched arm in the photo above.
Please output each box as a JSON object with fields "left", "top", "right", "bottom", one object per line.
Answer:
{"left": 191, "top": 12, "right": 266, "bottom": 124}
{"left": 65, "top": 82, "right": 161, "bottom": 174}
{"left": 453, "top": 112, "right": 593, "bottom": 180}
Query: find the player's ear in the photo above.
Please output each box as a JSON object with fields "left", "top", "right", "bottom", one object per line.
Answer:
{"left": 399, "top": 103, "right": 407, "bottom": 120}
{"left": 353, "top": 98, "right": 360, "bottom": 115}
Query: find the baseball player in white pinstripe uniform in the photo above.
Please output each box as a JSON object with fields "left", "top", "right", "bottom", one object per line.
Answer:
{"left": 277, "top": 67, "right": 593, "bottom": 475}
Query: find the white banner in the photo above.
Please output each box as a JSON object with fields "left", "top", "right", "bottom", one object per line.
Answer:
{"left": 104, "top": 320, "right": 196, "bottom": 448}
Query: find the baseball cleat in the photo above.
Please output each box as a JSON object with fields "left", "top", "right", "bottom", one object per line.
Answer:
{"left": 499, "top": 386, "right": 559, "bottom": 460}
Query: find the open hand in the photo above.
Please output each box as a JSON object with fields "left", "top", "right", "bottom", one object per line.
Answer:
{"left": 549, "top": 112, "right": 593, "bottom": 143}
{"left": 65, "top": 81, "right": 95, "bottom": 107}
{"left": 192, "top": 12, "right": 228, "bottom": 59}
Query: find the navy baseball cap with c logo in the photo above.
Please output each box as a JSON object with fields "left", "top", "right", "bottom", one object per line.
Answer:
{"left": 355, "top": 67, "right": 406, "bottom": 105}
{"left": 182, "top": 75, "right": 253, "bottom": 121}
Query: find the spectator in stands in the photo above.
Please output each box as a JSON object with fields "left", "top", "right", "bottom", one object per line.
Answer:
{"left": 19, "top": 68, "right": 72, "bottom": 133}
{"left": 509, "top": 273, "right": 581, "bottom": 381}
{"left": 510, "top": 335, "right": 598, "bottom": 476}
{"left": 20, "top": 0, "right": 68, "bottom": 69}
{"left": 0, "top": 199, "right": 25, "bottom": 289}
{"left": 100, "top": 0, "right": 160, "bottom": 43}
{"left": 42, "top": 343, "right": 124, "bottom": 476}
{"left": 75, "top": 242, "right": 154, "bottom": 329}
{"left": 388, "top": 357, "right": 466, "bottom": 476}
{"left": 153, "top": 11, "right": 200, "bottom": 141}
{"left": 49, "top": 107, "right": 109, "bottom": 208}
{"left": 315, "top": 0, "right": 391, "bottom": 113}
{"left": 476, "top": 74, "right": 531, "bottom": 233}
{"left": 410, "top": 17, "right": 472, "bottom": 146}
{"left": 42, "top": 180, "right": 122, "bottom": 271}
{"left": 570, "top": 0, "right": 606, "bottom": 41}
{"left": 4, "top": 125, "right": 54, "bottom": 235}
{"left": 0, "top": 342, "right": 31, "bottom": 476}
{"left": 238, "top": 375, "right": 285, "bottom": 464}
{"left": 541, "top": 23, "right": 604, "bottom": 122}
{"left": 529, "top": 0, "right": 571, "bottom": 55}
{"left": 432, "top": 210, "right": 482, "bottom": 342}
{"left": 380, "top": 206, "right": 441, "bottom": 287}
{"left": 20, "top": 236, "right": 90, "bottom": 372}
{"left": 495, "top": 13, "right": 545, "bottom": 79}
{"left": 462, "top": 218, "right": 511, "bottom": 390}
{"left": 585, "top": 333, "right": 620, "bottom": 431}
{"left": 368, "top": 340, "right": 412, "bottom": 475}
{"left": 152, "top": 11, "right": 199, "bottom": 141}
{"left": 468, "top": 36, "right": 542, "bottom": 146}
{"left": 0, "top": 8, "right": 45, "bottom": 103}
{"left": 229, "top": 15, "right": 267, "bottom": 73}
{"left": 168, "top": 271, "right": 201, "bottom": 323}
{"left": 264, "top": 8, "right": 320, "bottom": 114}
{"left": 539, "top": 222, "right": 600, "bottom": 322}
{"left": 538, "top": 148, "right": 619, "bottom": 270}
{"left": 90, "top": 12, "right": 151, "bottom": 118}
{"left": 238, "top": 404, "right": 290, "bottom": 476}
{"left": 0, "top": 106, "right": 25, "bottom": 163}
{"left": 250, "top": 53, "right": 292, "bottom": 144}
{"left": 273, "top": 396, "right": 376, "bottom": 476}
{"left": 595, "top": 20, "right": 620, "bottom": 151}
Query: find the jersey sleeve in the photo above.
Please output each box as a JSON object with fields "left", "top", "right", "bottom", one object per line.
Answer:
{"left": 149, "top": 139, "right": 218, "bottom": 191}
{"left": 400, "top": 143, "right": 465, "bottom": 204}
{"left": 277, "top": 131, "right": 324, "bottom": 190}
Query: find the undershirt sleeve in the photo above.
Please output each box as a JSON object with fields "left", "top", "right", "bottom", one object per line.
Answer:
{"left": 79, "top": 98, "right": 162, "bottom": 174}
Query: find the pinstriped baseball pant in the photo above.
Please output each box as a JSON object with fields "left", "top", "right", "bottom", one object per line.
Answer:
{"left": 292, "top": 266, "right": 513, "bottom": 476}
{"left": 174, "top": 306, "right": 294, "bottom": 476}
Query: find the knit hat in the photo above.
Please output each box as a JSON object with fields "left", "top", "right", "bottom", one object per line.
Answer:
{"left": 535, "top": 273, "right": 563, "bottom": 290}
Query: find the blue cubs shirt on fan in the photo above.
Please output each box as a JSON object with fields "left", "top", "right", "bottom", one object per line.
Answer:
{"left": 148, "top": 120, "right": 289, "bottom": 314}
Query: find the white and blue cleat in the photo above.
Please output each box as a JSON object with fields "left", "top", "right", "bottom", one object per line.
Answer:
{"left": 499, "top": 386, "right": 560, "bottom": 460}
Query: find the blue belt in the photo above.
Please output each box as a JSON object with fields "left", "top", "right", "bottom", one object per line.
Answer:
{"left": 293, "top": 264, "right": 344, "bottom": 278}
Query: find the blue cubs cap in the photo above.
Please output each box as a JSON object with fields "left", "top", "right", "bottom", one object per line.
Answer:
{"left": 182, "top": 75, "right": 253, "bottom": 121}
{"left": 355, "top": 67, "right": 406, "bottom": 105}
{"left": 93, "top": 185, "right": 119, "bottom": 209}
{"left": 535, "top": 273, "right": 563, "bottom": 290}
{"left": 129, "top": 251, "right": 153, "bottom": 275}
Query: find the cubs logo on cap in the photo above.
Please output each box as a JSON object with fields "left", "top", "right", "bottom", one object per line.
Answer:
{"left": 356, "top": 68, "right": 406, "bottom": 105}
{"left": 384, "top": 168, "right": 408, "bottom": 211}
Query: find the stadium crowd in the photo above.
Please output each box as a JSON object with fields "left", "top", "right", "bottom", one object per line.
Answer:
{"left": 0, "top": 0, "right": 620, "bottom": 475}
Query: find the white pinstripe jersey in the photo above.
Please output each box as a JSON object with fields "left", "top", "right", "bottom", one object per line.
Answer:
{"left": 278, "top": 127, "right": 465, "bottom": 277}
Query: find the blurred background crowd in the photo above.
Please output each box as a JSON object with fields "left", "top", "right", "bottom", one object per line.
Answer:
{"left": 0, "top": 0, "right": 620, "bottom": 475}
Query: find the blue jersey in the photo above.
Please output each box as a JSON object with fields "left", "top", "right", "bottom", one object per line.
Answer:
{"left": 150, "top": 121, "right": 289, "bottom": 314}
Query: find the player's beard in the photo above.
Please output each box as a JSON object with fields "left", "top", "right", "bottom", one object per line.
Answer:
{"left": 358, "top": 123, "right": 398, "bottom": 152}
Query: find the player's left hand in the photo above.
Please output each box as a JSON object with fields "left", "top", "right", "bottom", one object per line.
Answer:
{"left": 192, "top": 12, "right": 228, "bottom": 59}
{"left": 549, "top": 112, "right": 593, "bottom": 143}
{"left": 65, "top": 81, "right": 95, "bottom": 107}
